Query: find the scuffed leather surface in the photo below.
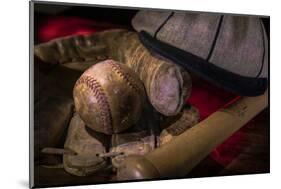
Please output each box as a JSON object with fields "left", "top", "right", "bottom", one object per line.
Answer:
{"left": 110, "top": 100, "right": 160, "bottom": 169}
{"left": 73, "top": 60, "right": 145, "bottom": 134}
{"left": 63, "top": 113, "right": 109, "bottom": 176}
{"left": 34, "top": 60, "right": 79, "bottom": 163}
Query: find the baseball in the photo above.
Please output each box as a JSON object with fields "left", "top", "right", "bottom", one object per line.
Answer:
{"left": 73, "top": 59, "right": 145, "bottom": 135}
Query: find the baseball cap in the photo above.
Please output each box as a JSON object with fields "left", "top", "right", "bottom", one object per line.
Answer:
{"left": 132, "top": 10, "right": 268, "bottom": 96}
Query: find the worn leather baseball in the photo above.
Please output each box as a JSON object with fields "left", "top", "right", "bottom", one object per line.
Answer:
{"left": 73, "top": 59, "right": 145, "bottom": 135}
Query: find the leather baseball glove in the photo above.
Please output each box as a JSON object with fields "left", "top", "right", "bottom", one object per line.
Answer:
{"left": 34, "top": 29, "right": 198, "bottom": 178}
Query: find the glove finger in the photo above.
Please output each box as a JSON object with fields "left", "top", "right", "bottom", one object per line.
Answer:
{"left": 123, "top": 33, "right": 192, "bottom": 116}
{"left": 34, "top": 34, "right": 108, "bottom": 64}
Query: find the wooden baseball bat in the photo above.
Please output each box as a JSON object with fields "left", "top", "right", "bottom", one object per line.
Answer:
{"left": 117, "top": 91, "right": 268, "bottom": 180}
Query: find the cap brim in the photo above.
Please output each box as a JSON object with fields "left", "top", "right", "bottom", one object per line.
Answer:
{"left": 139, "top": 31, "right": 267, "bottom": 97}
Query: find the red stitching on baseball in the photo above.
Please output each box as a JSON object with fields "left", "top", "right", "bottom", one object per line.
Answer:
{"left": 108, "top": 61, "right": 143, "bottom": 94}
{"left": 75, "top": 76, "right": 113, "bottom": 134}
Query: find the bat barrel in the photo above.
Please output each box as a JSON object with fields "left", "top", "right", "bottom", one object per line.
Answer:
{"left": 117, "top": 91, "right": 268, "bottom": 180}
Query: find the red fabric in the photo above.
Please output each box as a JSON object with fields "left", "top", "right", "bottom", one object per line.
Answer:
{"left": 186, "top": 78, "right": 236, "bottom": 121}
{"left": 38, "top": 16, "right": 245, "bottom": 167}
{"left": 38, "top": 16, "right": 121, "bottom": 42}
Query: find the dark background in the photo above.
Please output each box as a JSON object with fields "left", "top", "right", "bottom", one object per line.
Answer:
{"left": 34, "top": 2, "right": 269, "bottom": 44}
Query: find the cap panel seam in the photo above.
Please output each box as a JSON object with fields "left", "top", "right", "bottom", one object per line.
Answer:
{"left": 255, "top": 19, "right": 266, "bottom": 78}
{"left": 206, "top": 15, "right": 224, "bottom": 62}
{"left": 154, "top": 12, "right": 175, "bottom": 39}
